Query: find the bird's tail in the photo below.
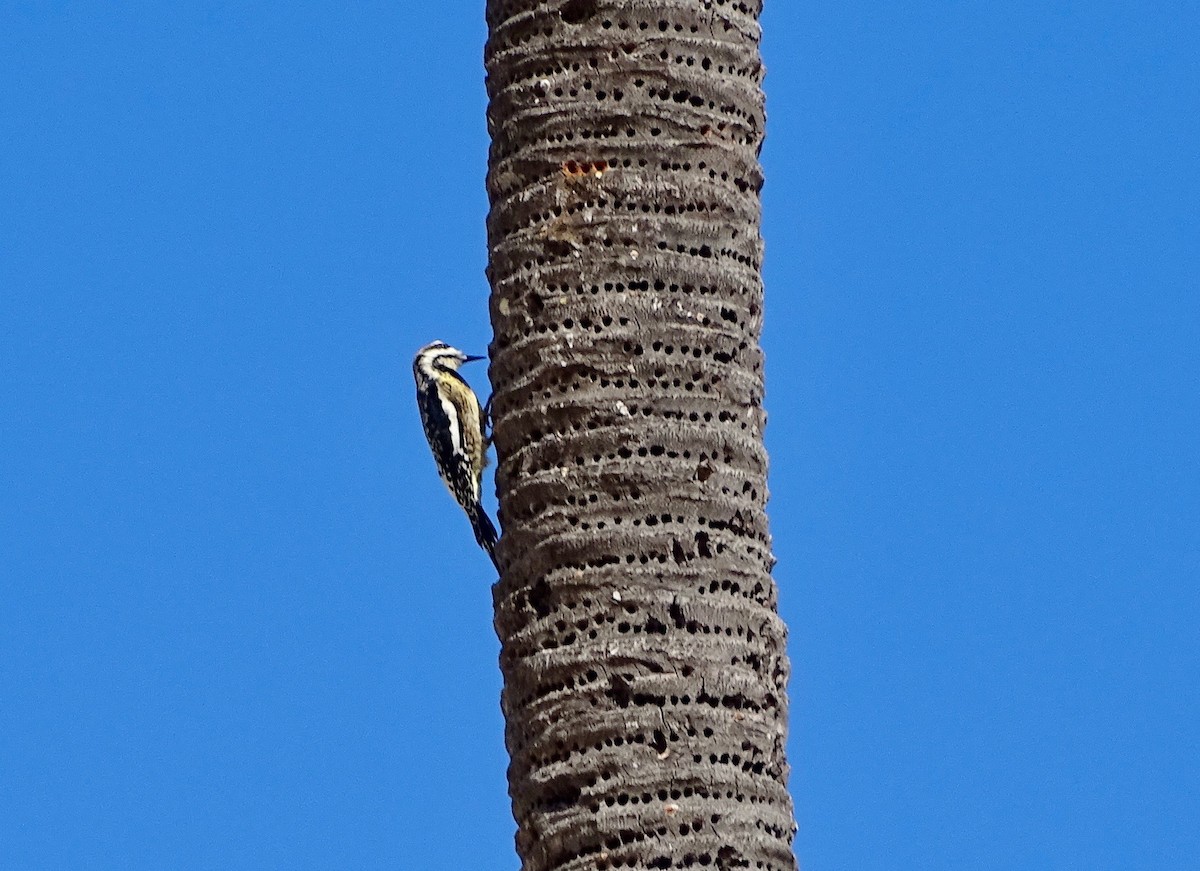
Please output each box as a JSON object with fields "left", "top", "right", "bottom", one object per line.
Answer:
{"left": 469, "top": 503, "right": 500, "bottom": 572}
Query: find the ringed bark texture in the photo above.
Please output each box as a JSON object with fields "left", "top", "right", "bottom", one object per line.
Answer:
{"left": 485, "top": 2, "right": 796, "bottom": 869}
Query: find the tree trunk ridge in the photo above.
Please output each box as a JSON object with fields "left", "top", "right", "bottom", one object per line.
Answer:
{"left": 485, "top": 1, "right": 796, "bottom": 868}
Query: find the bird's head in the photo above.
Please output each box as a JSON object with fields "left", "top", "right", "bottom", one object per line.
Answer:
{"left": 414, "top": 340, "right": 485, "bottom": 374}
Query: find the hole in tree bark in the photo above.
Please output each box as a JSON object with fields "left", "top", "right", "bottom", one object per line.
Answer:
{"left": 529, "top": 578, "right": 553, "bottom": 617}
{"left": 669, "top": 600, "right": 686, "bottom": 629}
{"left": 560, "top": 0, "right": 597, "bottom": 24}
{"left": 650, "top": 730, "right": 668, "bottom": 755}
{"left": 608, "top": 674, "right": 632, "bottom": 708}
{"left": 540, "top": 781, "right": 582, "bottom": 812}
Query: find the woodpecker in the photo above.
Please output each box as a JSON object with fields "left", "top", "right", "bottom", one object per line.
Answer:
{"left": 412, "top": 340, "right": 499, "bottom": 570}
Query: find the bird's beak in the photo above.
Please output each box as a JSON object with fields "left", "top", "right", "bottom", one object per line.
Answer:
{"left": 462, "top": 355, "right": 486, "bottom": 363}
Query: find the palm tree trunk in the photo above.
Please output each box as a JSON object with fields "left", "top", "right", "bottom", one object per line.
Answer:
{"left": 485, "top": 2, "right": 796, "bottom": 869}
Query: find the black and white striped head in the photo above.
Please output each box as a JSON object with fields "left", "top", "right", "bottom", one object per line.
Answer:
{"left": 413, "top": 340, "right": 484, "bottom": 378}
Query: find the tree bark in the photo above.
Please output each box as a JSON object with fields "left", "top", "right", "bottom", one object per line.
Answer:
{"left": 485, "top": 2, "right": 796, "bottom": 869}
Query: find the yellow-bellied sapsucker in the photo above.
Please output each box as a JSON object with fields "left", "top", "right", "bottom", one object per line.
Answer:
{"left": 412, "top": 340, "right": 499, "bottom": 569}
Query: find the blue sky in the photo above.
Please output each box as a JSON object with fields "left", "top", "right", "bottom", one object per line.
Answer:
{"left": 2, "top": 2, "right": 1196, "bottom": 869}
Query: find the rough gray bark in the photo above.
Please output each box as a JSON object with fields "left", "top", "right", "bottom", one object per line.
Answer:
{"left": 485, "top": 2, "right": 796, "bottom": 869}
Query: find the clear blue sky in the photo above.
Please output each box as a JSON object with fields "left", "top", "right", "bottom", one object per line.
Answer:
{"left": 2, "top": 3, "right": 1196, "bottom": 869}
